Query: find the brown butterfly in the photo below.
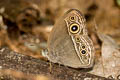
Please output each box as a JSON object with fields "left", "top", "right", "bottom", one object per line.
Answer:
{"left": 43, "top": 9, "right": 95, "bottom": 68}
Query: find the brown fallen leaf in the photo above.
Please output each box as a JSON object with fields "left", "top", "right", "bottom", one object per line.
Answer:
{"left": 89, "top": 33, "right": 120, "bottom": 79}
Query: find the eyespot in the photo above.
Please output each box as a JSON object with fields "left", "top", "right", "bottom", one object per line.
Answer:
{"left": 75, "top": 37, "right": 80, "bottom": 43}
{"left": 82, "top": 45, "right": 85, "bottom": 49}
{"left": 69, "top": 23, "right": 80, "bottom": 34}
{"left": 81, "top": 50, "right": 86, "bottom": 55}
{"left": 69, "top": 16, "right": 76, "bottom": 21}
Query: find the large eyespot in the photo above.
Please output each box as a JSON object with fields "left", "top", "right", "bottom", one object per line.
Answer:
{"left": 69, "top": 23, "right": 80, "bottom": 34}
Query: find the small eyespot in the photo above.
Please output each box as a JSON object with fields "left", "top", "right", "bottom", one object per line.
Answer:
{"left": 82, "top": 45, "right": 85, "bottom": 49}
{"left": 75, "top": 36, "right": 82, "bottom": 43}
{"left": 81, "top": 50, "right": 86, "bottom": 55}
{"left": 70, "top": 16, "right": 76, "bottom": 21}
{"left": 69, "top": 23, "right": 80, "bottom": 34}
{"left": 76, "top": 37, "right": 80, "bottom": 42}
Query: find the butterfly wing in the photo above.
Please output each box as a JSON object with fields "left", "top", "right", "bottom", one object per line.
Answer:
{"left": 47, "top": 15, "right": 85, "bottom": 68}
{"left": 47, "top": 9, "right": 95, "bottom": 68}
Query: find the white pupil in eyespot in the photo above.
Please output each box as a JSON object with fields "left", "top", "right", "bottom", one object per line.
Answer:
{"left": 81, "top": 50, "right": 86, "bottom": 54}
{"left": 72, "top": 25, "right": 78, "bottom": 31}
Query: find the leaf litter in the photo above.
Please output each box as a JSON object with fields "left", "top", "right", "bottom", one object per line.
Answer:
{"left": 89, "top": 32, "right": 120, "bottom": 79}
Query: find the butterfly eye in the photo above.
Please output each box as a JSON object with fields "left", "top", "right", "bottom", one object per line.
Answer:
{"left": 70, "top": 23, "right": 80, "bottom": 34}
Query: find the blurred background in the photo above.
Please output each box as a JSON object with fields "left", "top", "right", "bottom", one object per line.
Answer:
{"left": 0, "top": 0, "right": 120, "bottom": 58}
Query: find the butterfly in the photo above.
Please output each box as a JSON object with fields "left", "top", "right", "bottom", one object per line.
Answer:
{"left": 43, "top": 9, "right": 95, "bottom": 68}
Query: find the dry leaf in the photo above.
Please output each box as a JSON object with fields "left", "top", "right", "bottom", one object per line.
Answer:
{"left": 89, "top": 33, "right": 120, "bottom": 79}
